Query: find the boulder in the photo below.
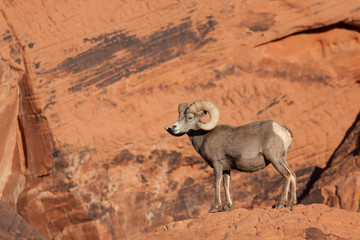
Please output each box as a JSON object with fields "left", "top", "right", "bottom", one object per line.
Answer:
{"left": 302, "top": 112, "right": 360, "bottom": 211}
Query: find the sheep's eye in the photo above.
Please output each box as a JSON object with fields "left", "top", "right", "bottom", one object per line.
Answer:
{"left": 187, "top": 116, "right": 193, "bottom": 121}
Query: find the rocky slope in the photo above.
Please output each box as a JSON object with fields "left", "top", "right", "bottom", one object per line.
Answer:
{"left": 0, "top": 0, "right": 359, "bottom": 239}
{"left": 138, "top": 204, "right": 360, "bottom": 240}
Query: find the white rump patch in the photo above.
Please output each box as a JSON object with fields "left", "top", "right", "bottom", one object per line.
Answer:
{"left": 272, "top": 122, "right": 292, "bottom": 150}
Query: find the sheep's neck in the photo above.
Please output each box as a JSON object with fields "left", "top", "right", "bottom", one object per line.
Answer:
{"left": 187, "top": 129, "right": 207, "bottom": 153}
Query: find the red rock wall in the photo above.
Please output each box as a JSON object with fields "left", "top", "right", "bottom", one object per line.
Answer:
{"left": 0, "top": 12, "right": 26, "bottom": 210}
{"left": 0, "top": 0, "right": 359, "bottom": 239}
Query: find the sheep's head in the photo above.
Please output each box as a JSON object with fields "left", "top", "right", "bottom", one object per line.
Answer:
{"left": 170, "top": 100, "right": 220, "bottom": 134}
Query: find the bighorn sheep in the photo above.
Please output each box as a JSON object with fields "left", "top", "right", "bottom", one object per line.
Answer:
{"left": 164, "top": 100, "right": 297, "bottom": 212}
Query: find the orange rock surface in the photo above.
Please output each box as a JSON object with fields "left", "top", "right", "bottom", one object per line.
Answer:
{"left": 0, "top": 0, "right": 359, "bottom": 239}
{"left": 139, "top": 204, "right": 360, "bottom": 240}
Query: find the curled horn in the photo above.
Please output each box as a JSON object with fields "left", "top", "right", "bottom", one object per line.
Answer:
{"left": 186, "top": 100, "right": 220, "bottom": 130}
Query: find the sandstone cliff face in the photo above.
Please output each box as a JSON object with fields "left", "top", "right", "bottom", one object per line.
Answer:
{"left": 0, "top": 14, "right": 26, "bottom": 210}
{"left": 0, "top": 0, "right": 359, "bottom": 239}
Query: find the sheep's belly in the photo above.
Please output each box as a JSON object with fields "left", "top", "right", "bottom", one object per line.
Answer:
{"left": 233, "top": 154, "right": 269, "bottom": 172}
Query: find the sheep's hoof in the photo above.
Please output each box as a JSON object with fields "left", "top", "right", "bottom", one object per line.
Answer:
{"left": 221, "top": 203, "right": 232, "bottom": 212}
{"left": 276, "top": 203, "right": 284, "bottom": 209}
{"left": 285, "top": 205, "right": 293, "bottom": 210}
{"left": 221, "top": 207, "right": 231, "bottom": 212}
{"left": 209, "top": 207, "right": 219, "bottom": 213}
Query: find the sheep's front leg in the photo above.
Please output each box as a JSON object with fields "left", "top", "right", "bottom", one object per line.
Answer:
{"left": 222, "top": 170, "right": 232, "bottom": 211}
{"left": 209, "top": 162, "right": 223, "bottom": 213}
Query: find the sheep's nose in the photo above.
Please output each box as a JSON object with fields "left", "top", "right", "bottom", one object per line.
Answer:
{"left": 172, "top": 123, "right": 181, "bottom": 134}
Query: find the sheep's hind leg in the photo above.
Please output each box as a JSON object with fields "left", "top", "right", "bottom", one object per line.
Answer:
{"left": 277, "top": 171, "right": 291, "bottom": 209}
{"left": 263, "top": 150, "right": 291, "bottom": 209}
{"left": 284, "top": 161, "right": 297, "bottom": 209}
{"left": 222, "top": 170, "right": 232, "bottom": 211}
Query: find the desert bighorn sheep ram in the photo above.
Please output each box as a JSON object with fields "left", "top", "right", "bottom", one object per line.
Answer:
{"left": 164, "top": 100, "right": 297, "bottom": 212}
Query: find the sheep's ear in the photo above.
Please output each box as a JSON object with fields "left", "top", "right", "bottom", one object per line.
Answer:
{"left": 178, "top": 103, "right": 189, "bottom": 115}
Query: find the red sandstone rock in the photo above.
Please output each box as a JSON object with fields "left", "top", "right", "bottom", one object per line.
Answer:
{"left": 137, "top": 204, "right": 360, "bottom": 240}
{"left": 0, "top": 13, "right": 26, "bottom": 210}
{"left": 302, "top": 112, "right": 360, "bottom": 211}
{"left": 0, "top": 0, "right": 359, "bottom": 239}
